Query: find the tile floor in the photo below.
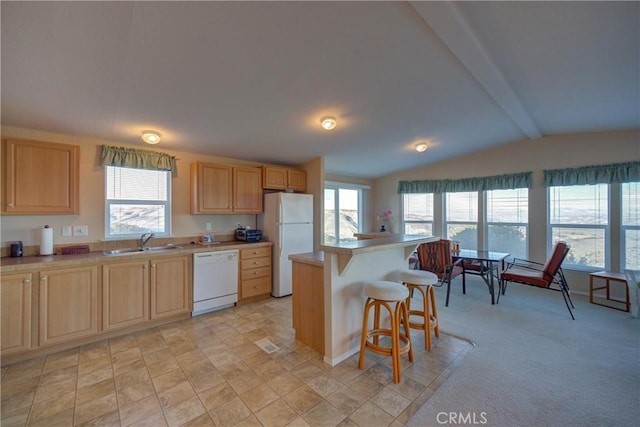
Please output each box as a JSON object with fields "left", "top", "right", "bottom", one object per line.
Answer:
{"left": 1, "top": 296, "right": 472, "bottom": 427}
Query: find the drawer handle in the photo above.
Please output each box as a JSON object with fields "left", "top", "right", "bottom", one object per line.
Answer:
{"left": 253, "top": 261, "right": 259, "bottom": 265}
{"left": 23, "top": 279, "right": 30, "bottom": 285}
{"left": 254, "top": 272, "right": 259, "bottom": 275}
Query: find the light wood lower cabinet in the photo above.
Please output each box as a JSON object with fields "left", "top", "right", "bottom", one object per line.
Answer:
{"left": 291, "top": 261, "right": 324, "bottom": 353}
{"left": 102, "top": 260, "right": 149, "bottom": 332}
{"left": 39, "top": 266, "right": 98, "bottom": 347}
{"left": 151, "top": 255, "right": 191, "bottom": 319}
{"left": 239, "top": 247, "right": 272, "bottom": 301}
{"left": 103, "top": 255, "right": 191, "bottom": 330}
{"left": 1, "top": 272, "right": 32, "bottom": 354}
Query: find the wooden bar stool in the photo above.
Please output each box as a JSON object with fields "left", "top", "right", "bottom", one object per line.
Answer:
{"left": 358, "top": 280, "right": 414, "bottom": 383}
{"left": 399, "top": 270, "right": 439, "bottom": 351}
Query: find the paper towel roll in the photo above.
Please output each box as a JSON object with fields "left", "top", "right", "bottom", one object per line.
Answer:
{"left": 40, "top": 226, "right": 54, "bottom": 255}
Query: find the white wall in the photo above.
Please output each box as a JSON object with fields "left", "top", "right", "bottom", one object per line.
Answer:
{"left": 372, "top": 130, "right": 640, "bottom": 294}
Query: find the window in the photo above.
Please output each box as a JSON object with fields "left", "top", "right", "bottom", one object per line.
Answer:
{"left": 548, "top": 184, "right": 608, "bottom": 269}
{"left": 324, "top": 186, "right": 362, "bottom": 244}
{"left": 105, "top": 166, "right": 171, "bottom": 238}
{"left": 486, "top": 188, "right": 528, "bottom": 259}
{"left": 622, "top": 182, "right": 639, "bottom": 270}
{"left": 445, "top": 191, "right": 478, "bottom": 249}
{"left": 403, "top": 193, "right": 434, "bottom": 235}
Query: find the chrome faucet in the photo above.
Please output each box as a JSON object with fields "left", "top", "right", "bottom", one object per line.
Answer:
{"left": 140, "top": 232, "right": 156, "bottom": 250}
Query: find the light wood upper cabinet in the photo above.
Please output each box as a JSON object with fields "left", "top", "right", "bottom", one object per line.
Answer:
{"left": 1, "top": 138, "right": 79, "bottom": 214}
{"left": 190, "top": 162, "right": 233, "bottom": 214}
{"left": 1, "top": 272, "right": 32, "bottom": 355}
{"left": 39, "top": 266, "right": 98, "bottom": 347}
{"left": 191, "top": 162, "right": 262, "bottom": 214}
{"left": 102, "top": 260, "right": 150, "bottom": 332}
{"left": 262, "top": 165, "right": 306, "bottom": 192}
{"left": 150, "top": 255, "right": 191, "bottom": 319}
{"left": 233, "top": 166, "right": 262, "bottom": 213}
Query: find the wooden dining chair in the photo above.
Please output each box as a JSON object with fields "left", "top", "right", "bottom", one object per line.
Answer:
{"left": 416, "top": 239, "right": 465, "bottom": 307}
{"left": 499, "top": 241, "right": 574, "bottom": 319}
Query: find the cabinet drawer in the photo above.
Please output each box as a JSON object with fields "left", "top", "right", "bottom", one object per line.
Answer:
{"left": 241, "top": 247, "right": 271, "bottom": 260}
{"left": 240, "top": 266, "right": 271, "bottom": 281}
{"left": 241, "top": 256, "right": 271, "bottom": 270}
{"left": 241, "top": 276, "right": 271, "bottom": 299}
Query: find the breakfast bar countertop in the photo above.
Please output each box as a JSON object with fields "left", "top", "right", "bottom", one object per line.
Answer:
{"left": 320, "top": 234, "right": 437, "bottom": 256}
{"left": 288, "top": 251, "right": 324, "bottom": 267}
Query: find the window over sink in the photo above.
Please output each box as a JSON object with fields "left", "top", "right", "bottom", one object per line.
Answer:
{"left": 105, "top": 166, "right": 171, "bottom": 239}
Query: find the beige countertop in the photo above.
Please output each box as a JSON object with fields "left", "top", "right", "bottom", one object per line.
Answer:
{"left": 289, "top": 251, "right": 324, "bottom": 267}
{"left": 0, "top": 241, "right": 272, "bottom": 273}
{"left": 353, "top": 232, "right": 395, "bottom": 239}
{"left": 320, "top": 234, "right": 437, "bottom": 256}
{"left": 320, "top": 234, "right": 437, "bottom": 276}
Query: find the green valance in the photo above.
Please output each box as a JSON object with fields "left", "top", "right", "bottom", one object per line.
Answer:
{"left": 398, "top": 172, "right": 532, "bottom": 194}
{"left": 101, "top": 145, "right": 177, "bottom": 171}
{"left": 543, "top": 161, "right": 640, "bottom": 187}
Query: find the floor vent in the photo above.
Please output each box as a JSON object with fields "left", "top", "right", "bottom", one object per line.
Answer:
{"left": 254, "top": 338, "right": 279, "bottom": 354}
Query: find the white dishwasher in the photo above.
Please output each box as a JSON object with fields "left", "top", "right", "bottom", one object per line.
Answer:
{"left": 193, "top": 250, "right": 238, "bottom": 316}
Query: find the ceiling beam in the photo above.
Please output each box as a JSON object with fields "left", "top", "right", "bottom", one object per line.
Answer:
{"left": 409, "top": 1, "right": 543, "bottom": 139}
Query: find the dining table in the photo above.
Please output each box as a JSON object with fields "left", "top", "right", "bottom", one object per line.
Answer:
{"left": 452, "top": 249, "right": 510, "bottom": 305}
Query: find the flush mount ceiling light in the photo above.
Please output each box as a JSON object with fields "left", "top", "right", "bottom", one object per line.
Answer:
{"left": 415, "top": 143, "right": 428, "bottom": 153}
{"left": 141, "top": 131, "right": 161, "bottom": 144}
{"left": 320, "top": 116, "right": 337, "bottom": 131}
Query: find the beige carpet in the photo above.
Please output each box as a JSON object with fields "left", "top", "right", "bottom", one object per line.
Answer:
{"left": 406, "top": 276, "right": 640, "bottom": 427}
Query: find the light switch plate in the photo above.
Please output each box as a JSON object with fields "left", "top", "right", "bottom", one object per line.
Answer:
{"left": 73, "top": 225, "right": 88, "bottom": 237}
{"left": 206, "top": 223, "right": 212, "bottom": 231}
{"left": 62, "top": 226, "right": 72, "bottom": 237}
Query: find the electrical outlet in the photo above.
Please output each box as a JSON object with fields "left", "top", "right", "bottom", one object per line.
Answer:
{"left": 73, "top": 225, "right": 88, "bottom": 237}
{"left": 206, "top": 223, "right": 212, "bottom": 231}
{"left": 62, "top": 226, "right": 72, "bottom": 237}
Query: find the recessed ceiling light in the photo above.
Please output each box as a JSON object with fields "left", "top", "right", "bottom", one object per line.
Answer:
{"left": 416, "top": 143, "right": 428, "bottom": 153}
{"left": 141, "top": 131, "right": 161, "bottom": 144}
{"left": 320, "top": 117, "right": 337, "bottom": 131}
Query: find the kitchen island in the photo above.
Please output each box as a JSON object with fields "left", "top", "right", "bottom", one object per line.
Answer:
{"left": 290, "top": 234, "right": 437, "bottom": 366}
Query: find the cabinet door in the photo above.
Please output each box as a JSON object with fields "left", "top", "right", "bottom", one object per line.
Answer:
{"left": 151, "top": 255, "right": 191, "bottom": 319}
{"left": 1, "top": 272, "right": 32, "bottom": 354}
{"left": 233, "top": 166, "right": 262, "bottom": 213}
{"left": 262, "top": 166, "right": 287, "bottom": 190}
{"left": 102, "top": 261, "right": 149, "bottom": 331}
{"left": 2, "top": 138, "right": 79, "bottom": 214}
{"left": 39, "top": 266, "right": 98, "bottom": 346}
{"left": 190, "top": 162, "right": 233, "bottom": 214}
{"left": 287, "top": 169, "right": 307, "bottom": 192}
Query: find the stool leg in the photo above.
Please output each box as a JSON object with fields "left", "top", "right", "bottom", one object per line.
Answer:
{"left": 422, "top": 286, "right": 432, "bottom": 351}
{"left": 358, "top": 298, "right": 372, "bottom": 370}
{"left": 404, "top": 283, "right": 412, "bottom": 319}
{"left": 391, "top": 302, "right": 401, "bottom": 383}
{"left": 429, "top": 285, "right": 440, "bottom": 338}
{"left": 401, "top": 300, "right": 414, "bottom": 363}
{"left": 373, "top": 302, "right": 381, "bottom": 346}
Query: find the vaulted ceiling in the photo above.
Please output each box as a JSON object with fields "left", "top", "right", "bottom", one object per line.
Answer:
{"left": 2, "top": 1, "right": 638, "bottom": 178}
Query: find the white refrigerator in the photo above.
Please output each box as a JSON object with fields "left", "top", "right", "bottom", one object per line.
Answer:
{"left": 259, "top": 192, "right": 313, "bottom": 297}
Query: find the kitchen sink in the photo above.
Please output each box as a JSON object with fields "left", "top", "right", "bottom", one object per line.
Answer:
{"left": 102, "top": 244, "right": 183, "bottom": 255}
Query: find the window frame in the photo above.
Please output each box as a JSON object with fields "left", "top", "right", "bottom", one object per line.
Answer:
{"left": 484, "top": 188, "right": 529, "bottom": 260}
{"left": 323, "top": 182, "right": 364, "bottom": 244}
{"left": 621, "top": 181, "right": 639, "bottom": 270}
{"left": 547, "top": 183, "right": 610, "bottom": 271}
{"left": 402, "top": 193, "right": 434, "bottom": 236}
{"left": 104, "top": 165, "right": 172, "bottom": 239}
{"left": 444, "top": 191, "right": 479, "bottom": 249}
